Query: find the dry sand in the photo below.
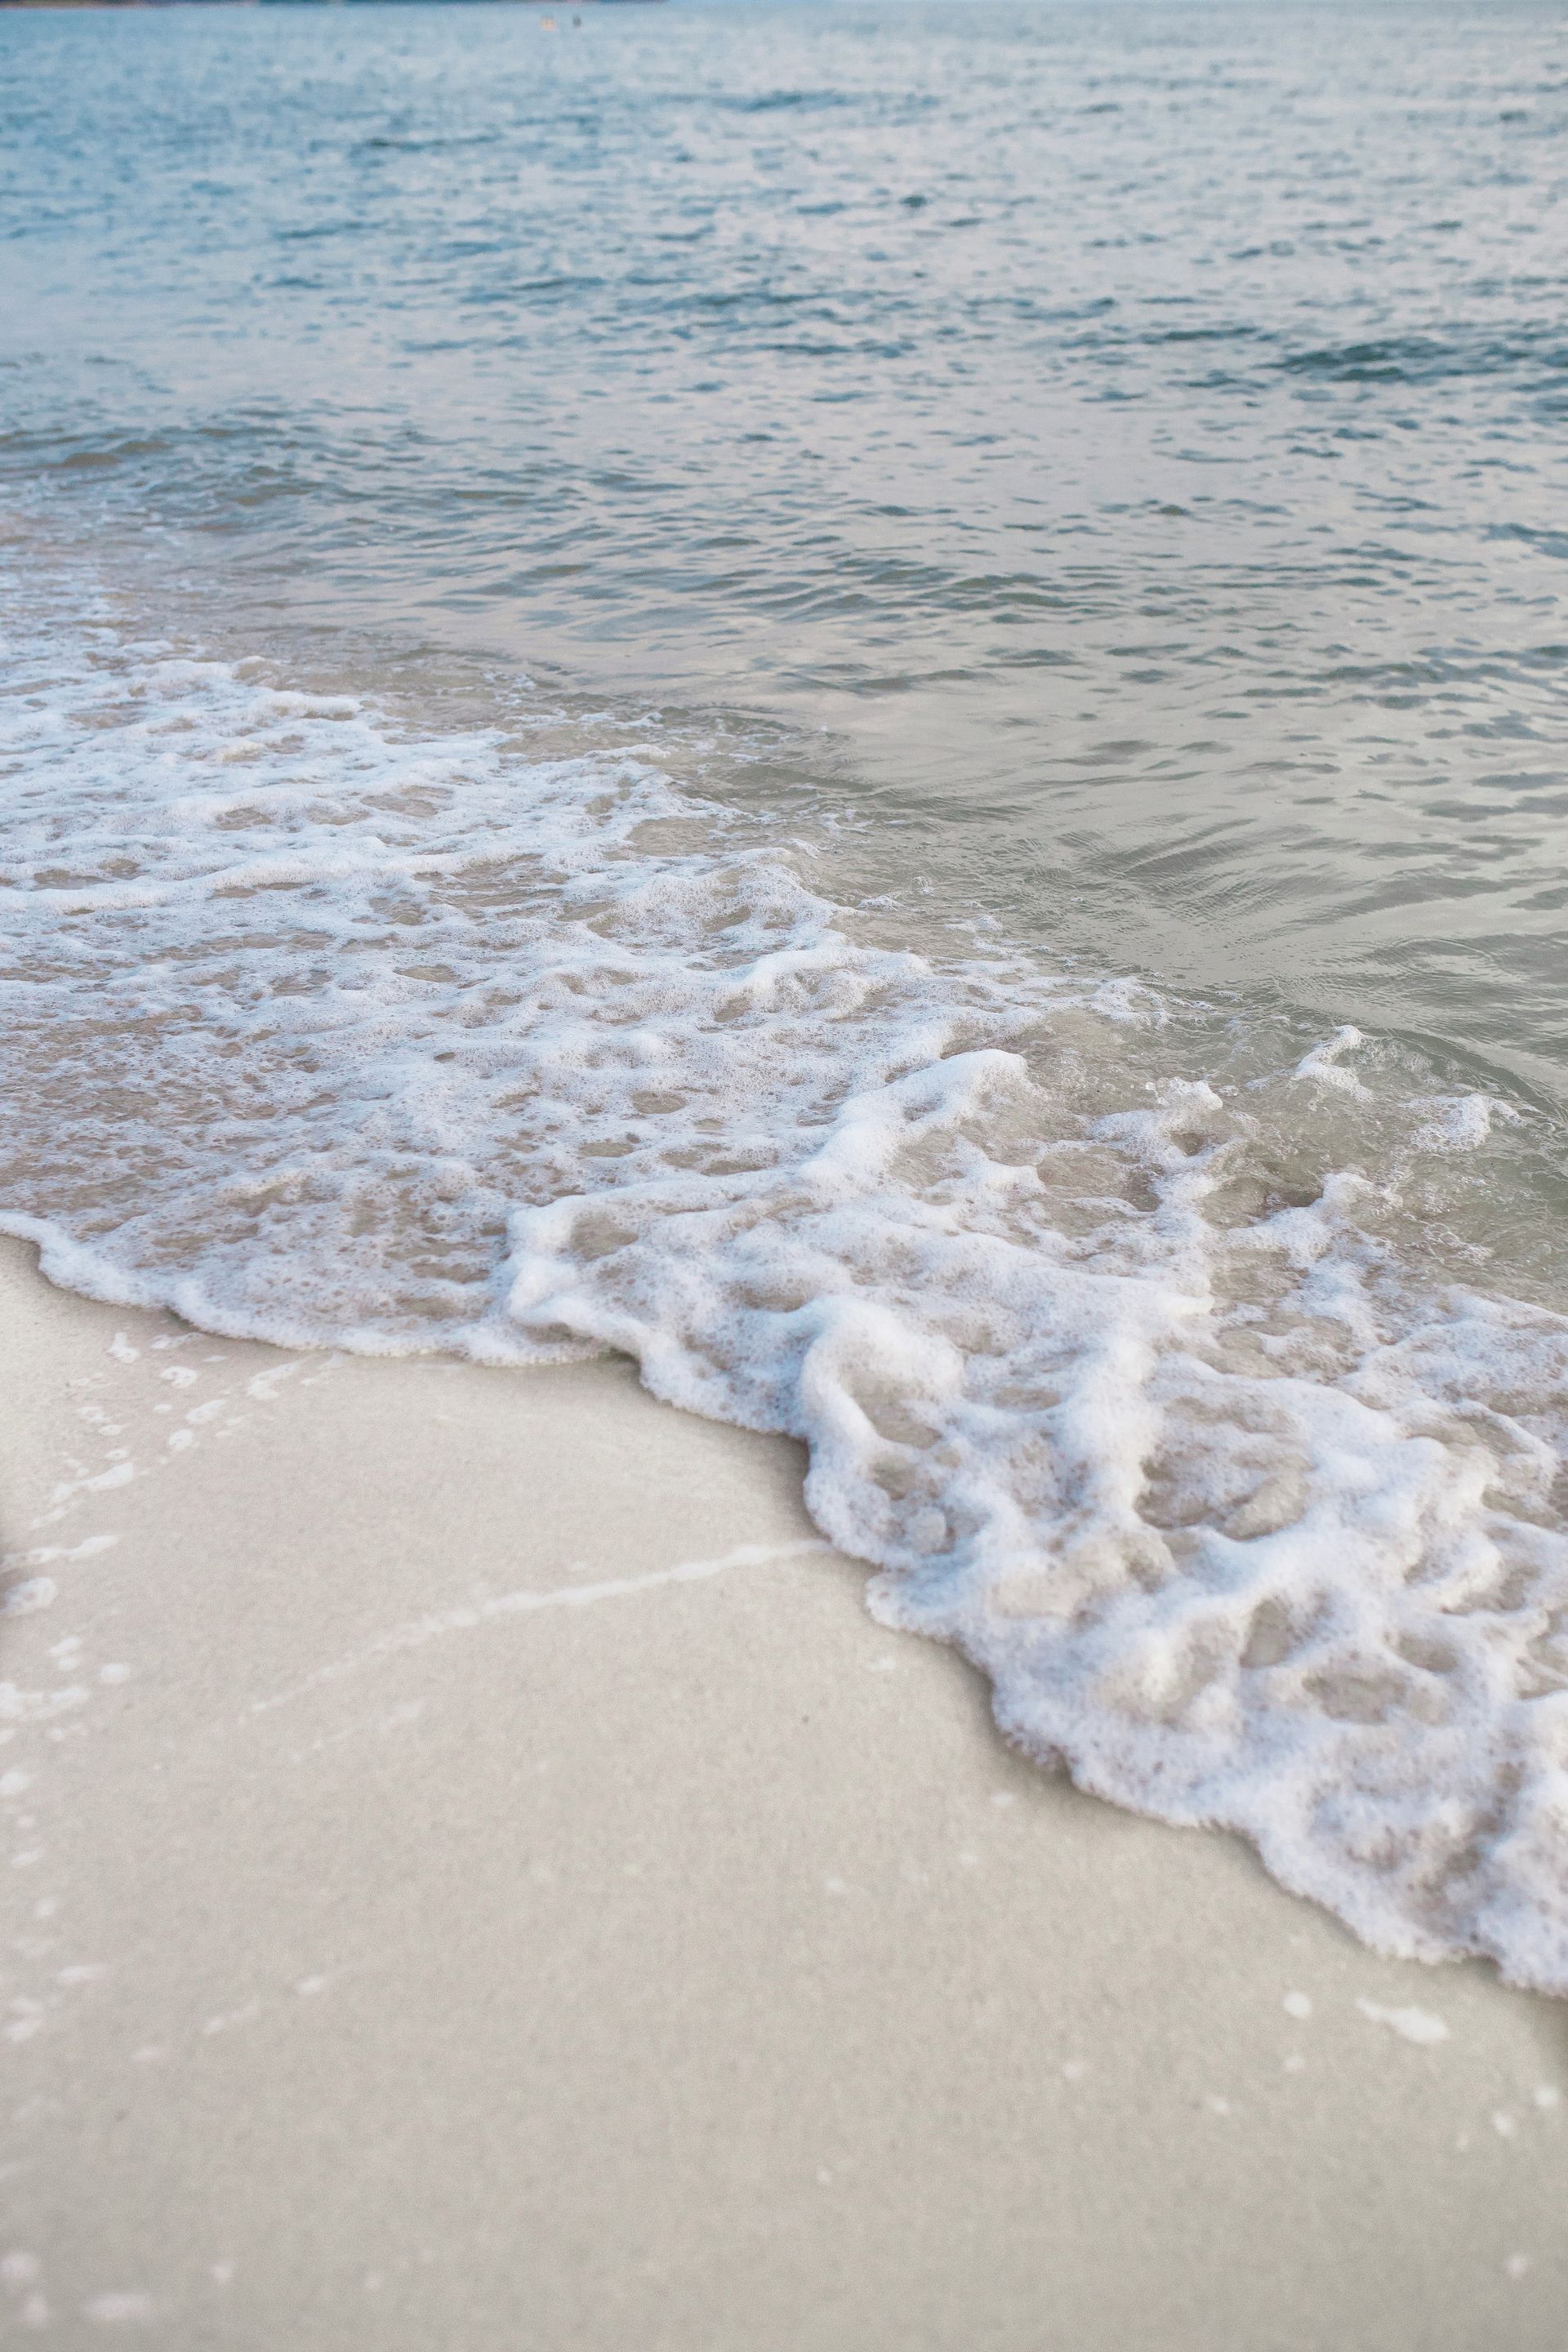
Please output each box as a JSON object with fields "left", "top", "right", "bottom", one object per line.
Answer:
{"left": 1, "top": 1231, "right": 1565, "bottom": 2349}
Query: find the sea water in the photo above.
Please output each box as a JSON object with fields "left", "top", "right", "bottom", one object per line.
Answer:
{"left": 3, "top": 0, "right": 1568, "bottom": 1988}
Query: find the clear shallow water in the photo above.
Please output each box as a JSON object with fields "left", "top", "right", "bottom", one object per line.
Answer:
{"left": 5, "top": 1, "right": 1568, "bottom": 1986}
{"left": 6, "top": 0, "right": 1567, "bottom": 1088}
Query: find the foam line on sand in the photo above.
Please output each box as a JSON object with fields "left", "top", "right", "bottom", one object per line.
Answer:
{"left": 2, "top": 1236, "right": 1566, "bottom": 2349}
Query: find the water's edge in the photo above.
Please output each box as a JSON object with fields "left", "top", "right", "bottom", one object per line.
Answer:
{"left": 7, "top": 600, "right": 1568, "bottom": 1993}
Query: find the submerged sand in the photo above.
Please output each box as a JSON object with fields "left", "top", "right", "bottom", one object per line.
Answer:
{"left": 1, "top": 1232, "right": 1564, "bottom": 2348}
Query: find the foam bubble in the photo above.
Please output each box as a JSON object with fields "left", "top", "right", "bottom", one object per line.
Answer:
{"left": 7, "top": 603, "right": 1568, "bottom": 1989}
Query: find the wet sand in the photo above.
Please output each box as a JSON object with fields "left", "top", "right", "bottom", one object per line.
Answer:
{"left": 1, "top": 1231, "right": 1564, "bottom": 2350}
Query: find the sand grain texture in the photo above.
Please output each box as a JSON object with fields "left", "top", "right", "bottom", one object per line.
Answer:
{"left": 1, "top": 1235, "right": 1565, "bottom": 2350}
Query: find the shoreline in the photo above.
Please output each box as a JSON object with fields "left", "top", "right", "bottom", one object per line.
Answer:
{"left": 3, "top": 1230, "right": 1566, "bottom": 2345}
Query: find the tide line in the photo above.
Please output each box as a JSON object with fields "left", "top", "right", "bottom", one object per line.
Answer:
{"left": 247, "top": 1538, "right": 832, "bottom": 1717}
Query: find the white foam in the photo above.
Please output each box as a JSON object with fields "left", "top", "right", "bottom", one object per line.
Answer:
{"left": 1291, "top": 1025, "right": 1369, "bottom": 1095}
{"left": 1, "top": 1582, "right": 56, "bottom": 1619}
{"left": 1355, "top": 1999, "right": 1450, "bottom": 2047}
{"left": 7, "top": 608, "right": 1568, "bottom": 1989}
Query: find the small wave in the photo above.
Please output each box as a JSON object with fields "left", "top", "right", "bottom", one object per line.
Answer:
{"left": 1279, "top": 332, "right": 1566, "bottom": 387}
{"left": 5, "top": 603, "right": 1568, "bottom": 1993}
{"left": 717, "top": 89, "right": 855, "bottom": 116}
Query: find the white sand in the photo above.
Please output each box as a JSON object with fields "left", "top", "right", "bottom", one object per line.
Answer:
{"left": 2, "top": 1232, "right": 1565, "bottom": 2348}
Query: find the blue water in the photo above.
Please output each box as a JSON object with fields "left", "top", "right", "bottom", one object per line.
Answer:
{"left": 4, "top": 0, "right": 1566, "bottom": 1090}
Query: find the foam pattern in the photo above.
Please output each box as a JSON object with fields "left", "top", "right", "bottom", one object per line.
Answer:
{"left": 7, "top": 615, "right": 1568, "bottom": 1989}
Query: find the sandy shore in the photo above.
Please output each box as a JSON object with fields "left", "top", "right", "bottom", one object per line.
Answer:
{"left": 1, "top": 1231, "right": 1565, "bottom": 2348}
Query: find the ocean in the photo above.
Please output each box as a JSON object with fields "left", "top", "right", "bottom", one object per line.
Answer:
{"left": 3, "top": 0, "right": 1568, "bottom": 1986}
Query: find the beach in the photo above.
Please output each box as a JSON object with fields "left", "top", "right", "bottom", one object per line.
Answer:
{"left": 3, "top": 1228, "right": 1566, "bottom": 2346}
{"left": 5, "top": 1, "right": 1568, "bottom": 2336}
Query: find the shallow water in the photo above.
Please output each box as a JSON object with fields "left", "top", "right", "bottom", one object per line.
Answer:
{"left": 5, "top": 0, "right": 1568, "bottom": 1987}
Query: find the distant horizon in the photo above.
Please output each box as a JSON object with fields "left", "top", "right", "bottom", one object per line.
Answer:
{"left": 0, "top": 0, "right": 1517, "bottom": 13}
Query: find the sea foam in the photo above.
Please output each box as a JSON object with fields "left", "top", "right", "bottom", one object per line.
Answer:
{"left": 6, "top": 612, "right": 1568, "bottom": 1990}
